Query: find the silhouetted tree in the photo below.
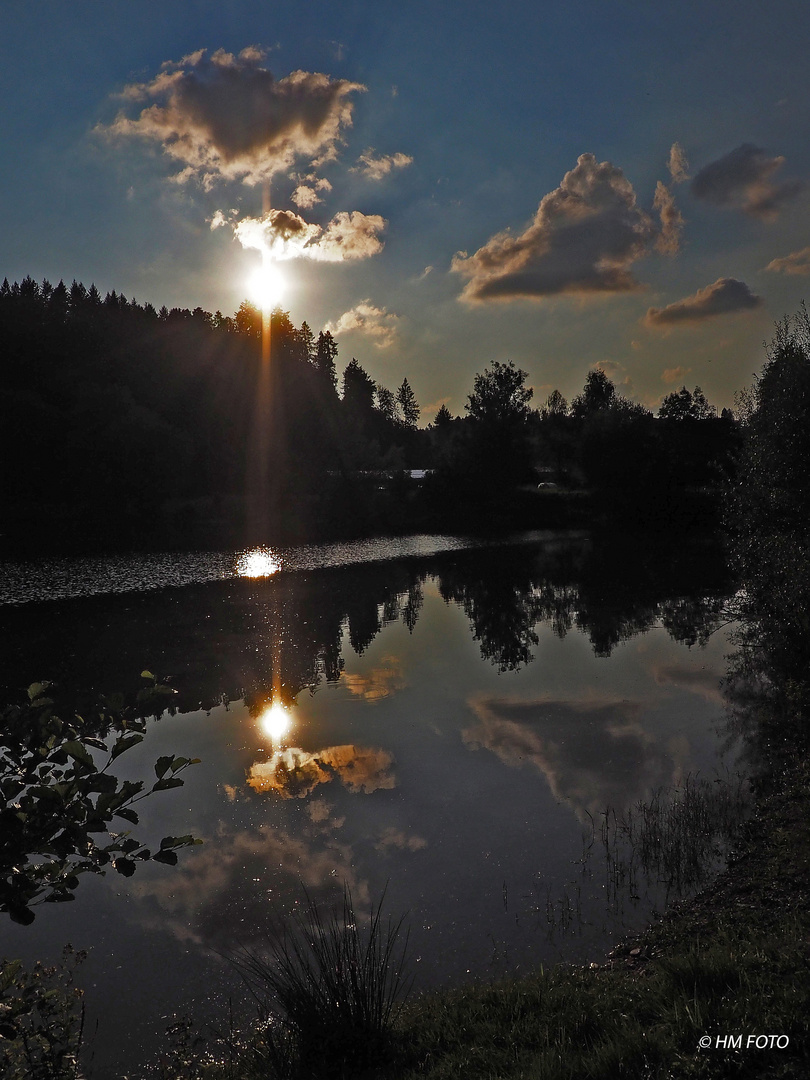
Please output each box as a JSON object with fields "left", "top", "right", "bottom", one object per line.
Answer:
{"left": 396, "top": 378, "right": 420, "bottom": 428}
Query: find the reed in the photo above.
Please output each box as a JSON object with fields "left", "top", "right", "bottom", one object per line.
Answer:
{"left": 230, "top": 885, "right": 411, "bottom": 1079}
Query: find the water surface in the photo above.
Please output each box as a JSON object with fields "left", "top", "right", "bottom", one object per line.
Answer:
{"left": 0, "top": 530, "right": 742, "bottom": 1078}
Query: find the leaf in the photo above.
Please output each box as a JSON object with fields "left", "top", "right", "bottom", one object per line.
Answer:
{"left": 152, "top": 777, "right": 183, "bottom": 792}
{"left": 27, "top": 681, "right": 51, "bottom": 701}
{"left": 62, "top": 741, "right": 95, "bottom": 769}
{"left": 155, "top": 755, "right": 174, "bottom": 780}
{"left": 152, "top": 850, "right": 178, "bottom": 866}
{"left": 9, "top": 905, "right": 35, "bottom": 925}
{"left": 140, "top": 670, "right": 155, "bottom": 680}
{"left": 113, "top": 858, "right": 136, "bottom": 877}
{"left": 114, "top": 807, "right": 139, "bottom": 824}
{"left": 111, "top": 733, "right": 144, "bottom": 760}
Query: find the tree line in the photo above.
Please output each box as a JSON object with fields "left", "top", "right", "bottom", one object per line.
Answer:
{"left": 1, "top": 274, "right": 742, "bottom": 551}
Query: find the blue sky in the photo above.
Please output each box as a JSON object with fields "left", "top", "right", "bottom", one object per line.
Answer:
{"left": 3, "top": 0, "right": 810, "bottom": 416}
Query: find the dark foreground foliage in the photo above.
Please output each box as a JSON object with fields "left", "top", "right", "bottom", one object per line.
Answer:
{"left": 0, "top": 676, "right": 200, "bottom": 923}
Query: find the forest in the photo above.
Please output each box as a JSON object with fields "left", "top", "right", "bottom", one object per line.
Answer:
{"left": 0, "top": 275, "right": 741, "bottom": 553}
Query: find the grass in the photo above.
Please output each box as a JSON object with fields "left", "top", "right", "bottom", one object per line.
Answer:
{"left": 377, "top": 758, "right": 810, "bottom": 1080}
{"left": 226, "top": 885, "right": 412, "bottom": 1079}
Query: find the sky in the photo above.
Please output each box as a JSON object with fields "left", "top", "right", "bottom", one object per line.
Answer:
{"left": 3, "top": 0, "right": 810, "bottom": 417}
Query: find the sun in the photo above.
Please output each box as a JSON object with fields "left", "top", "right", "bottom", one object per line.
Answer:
{"left": 247, "top": 260, "right": 285, "bottom": 310}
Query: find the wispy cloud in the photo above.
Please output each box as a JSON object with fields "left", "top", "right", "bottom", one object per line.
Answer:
{"left": 765, "top": 246, "right": 810, "bottom": 276}
{"left": 667, "top": 142, "right": 690, "bottom": 185}
{"left": 452, "top": 154, "right": 670, "bottom": 302}
{"left": 644, "top": 277, "right": 763, "bottom": 327}
{"left": 324, "top": 300, "right": 400, "bottom": 347}
{"left": 691, "top": 144, "right": 803, "bottom": 220}
{"left": 662, "top": 365, "right": 692, "bottom": 385}
{"left": 100, "top": 47, "right": 364, "bottom": 188}
{"left": 653, "top": 181, "right": 684, "bottom": 255}
{"left": 353, "top": 148, "right": 413, "bottom": 180}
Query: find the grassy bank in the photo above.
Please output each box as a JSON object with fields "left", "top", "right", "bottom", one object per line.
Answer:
{"left": 378, "top": 760, "right": 810, "bottom": 1080}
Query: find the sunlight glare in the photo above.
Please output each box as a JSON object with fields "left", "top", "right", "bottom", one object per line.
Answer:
{"left": 259, "top": 702, "right": 292, "bottom": 742}
{"left": 247, "top": 260, "right": 285, "bottom": 310}
{"left": 236, "top": 548, "right": 280, "bottom": 577}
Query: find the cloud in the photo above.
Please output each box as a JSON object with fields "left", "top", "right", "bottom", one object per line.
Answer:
{"left": 644, "top": 277, "right": 763, "bottom": 327}
{"left": 246, "top": 744, "right": 396, "bottom": 798}
{"left": 668, "top": 142, "right": 690, "bottom": 184}
{"left": 765, "top": 246, "right": 810, "bottom": 276}
{"left": 324, "top": 300, "right": 400, "bottom": 347}
{"left": 653, "top": 181, "right": 683, "bottom": 255}
{"left": 463, "top": 695, "right": 677, "bottom": 820}
{"left": 691, "top": 144, "right": 803, "bottom": 220}
{"left": 374, "top": 827, "right": 427, "bottom": 854}
{"left": 353, "top": 148, "right": 413, "bottom": 180}
{"left": 130, "top": 824, "right": 367, "bottom": 948}
{"left": 232, "top": 208, "right": 386, "bottom": 262}
{"left": 662, "top": 365, "right": 692, "bottom": 385}
{"left": 341, "top": 657, "right": 406, "bottom": 701}
{"left": 452, "top": 154, "right": 665, "bottom": 302}
{"left": 101, "top": 47, "right": 365, "bottom": 188}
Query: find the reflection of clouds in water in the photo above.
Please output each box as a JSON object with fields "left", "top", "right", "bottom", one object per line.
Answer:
{"left": 341, "top": 656, "right": 406, "bottom": 701}
{"left": 247, "top": 745, "right": 396, "bottom": 797}
{"left": 306, "top": 798, "right": 346, "bottom": 831}
{"left": 464, "top": 696, "right": 679, "bottom": 819}
{"left": 130, "top": 824, "right": 367, "bottom": 948}
{"left": 374, "top": 827, "right": 427, "bottom": 854}
{"left": 650, "top": 663, "right": 724, "bottom": 705}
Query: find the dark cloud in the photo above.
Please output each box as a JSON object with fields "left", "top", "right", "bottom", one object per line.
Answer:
{"left": 644, "top": 277, "right": 763, "bottom": 327}
{"left": 452, "top": 154, "right": 665, "bottom": 302}
{"left": 463, "top": 695, "right": 678, "bottom": 819}
{"left": 691, "top": 144, "right": 803, "bottom": 220}
{"left": 102, "top": 47, "right": 364, "bottom": 187}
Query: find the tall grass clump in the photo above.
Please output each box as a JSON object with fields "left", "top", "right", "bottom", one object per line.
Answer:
{"left": 230, "top": 886, "right": 411, "bottom": 1079}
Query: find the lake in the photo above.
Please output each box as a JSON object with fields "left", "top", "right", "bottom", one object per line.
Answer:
{"left": 0, "top": 529, "right": 745, "bottom": 1078}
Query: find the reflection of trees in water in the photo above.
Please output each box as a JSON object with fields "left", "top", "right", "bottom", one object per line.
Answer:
{"left": 435, "top": 533, "right": 732, "bottom": 671}
{"left": 0, "top": 531, "right": 733, "bottom": 711}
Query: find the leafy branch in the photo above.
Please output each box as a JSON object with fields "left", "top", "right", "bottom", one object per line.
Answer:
{"left": 0, "top": 675, "right": 201, "bottom": 924}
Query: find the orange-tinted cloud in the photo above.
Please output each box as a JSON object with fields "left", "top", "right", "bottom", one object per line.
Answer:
{"left": 662, "top": 365, "right": 692, "bottom": 384}
{"left": 653, "top": 181, "right": 683, "bottom": 255}
{"left": 691, "top": 144, "right": 803, "bottom": 220}
{"left": 102, "top": 48, "right": 364, "bottom": 188}
{"left": 644, "top": 278, "right": 762, "bottom": 327}
{"left": 765, "top": 246, "right": 810, "bottom": 276}
{"left": 452, "top": 154, "right": 664, "bottom": 302}
{"left": 247, "top": 744, "right": 396, "bottom": 798}
{"left": 668, "top": 142, "right": 690, "bottom": 185}
{"left": 324, "top": 301, "right": 400, "bottom": 347}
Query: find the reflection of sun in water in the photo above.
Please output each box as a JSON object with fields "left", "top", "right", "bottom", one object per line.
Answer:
{"left": 259, "top": 702, "right": 292, "bottom": 742}
{"left": 247, "top": 261, "right": 285, "bottom": 311}
{"left": 236, "top": 548, "right": 280, "bottom": 577}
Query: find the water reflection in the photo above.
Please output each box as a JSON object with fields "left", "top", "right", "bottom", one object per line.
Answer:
{"left": 236, "top": 547, "right": 281, "bottom": 578}
{"left": 0, "top": 530, "right": 743, "bottom": 1078}
{"left": 246, "top": 745, "right": 396, "bottom": 798}
{"left": 258, "top": 701, "right": 292, "bottom": 741}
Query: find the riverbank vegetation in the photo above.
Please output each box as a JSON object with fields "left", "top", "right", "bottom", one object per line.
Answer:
{"left": 1, "top": 275, "right": 738, "bottom": 555}
{"left": 3, "top": 292, "right": 810, "bottom": 1076}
